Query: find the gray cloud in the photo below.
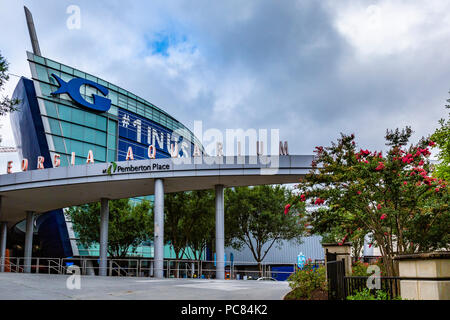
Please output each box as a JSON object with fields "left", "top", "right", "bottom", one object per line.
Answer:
{"left": 0, "top": 0, "right": 449, "bottom": 159}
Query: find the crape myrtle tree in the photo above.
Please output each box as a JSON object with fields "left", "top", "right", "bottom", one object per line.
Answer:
{"left": 67, "top": 199, "right": 153, "bottom": 258}
{"left": 0, "top": 52, "right": 19, "bottom": 117}
{"left": 430, "top": 97, "right": 450, "bottom": 181}
{"left": 288, "top": 127, "right": 449, "bottom": 277}
{"left": 225, "top": 185, "right": 307, "bottom": 277}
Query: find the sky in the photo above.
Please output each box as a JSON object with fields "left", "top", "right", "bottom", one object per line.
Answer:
{"left": 1, "top": 0, "right": 449, "bottom": 171}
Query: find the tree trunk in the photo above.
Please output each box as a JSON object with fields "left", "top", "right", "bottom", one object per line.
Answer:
{"left": 257, "top": 261, "right": 263, "bottom": 278}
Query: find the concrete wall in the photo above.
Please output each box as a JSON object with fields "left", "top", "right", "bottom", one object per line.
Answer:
{"left": 396, "top": 252, "right": 450, "bottom": 300}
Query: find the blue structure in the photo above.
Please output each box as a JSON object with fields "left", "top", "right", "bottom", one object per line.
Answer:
{"left": 10, "top": 52, "right": 201, "bottom": 258}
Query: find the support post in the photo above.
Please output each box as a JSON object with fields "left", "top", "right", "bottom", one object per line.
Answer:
{"left": 24, "top": 211, "right": 35, "bottom": 273}
{"left": 215, "top": 184, "right": 225, "bottom": 280}
{"left": 99, "top": 198, "right": 109, "bottom": 276}
{"left": 154, "top": 178, "right": 164, "bottom": 278}
{"left": 0, "top": 222, "right": 7, "bottom": 272}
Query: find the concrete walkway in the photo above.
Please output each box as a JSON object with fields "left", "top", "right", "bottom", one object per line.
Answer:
{"left": 0, "top": 273, "right": 290, "bottom": 300}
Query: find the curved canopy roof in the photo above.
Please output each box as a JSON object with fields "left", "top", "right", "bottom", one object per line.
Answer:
{"left": 0, "top": 155, "right": 313, "bottom": 225}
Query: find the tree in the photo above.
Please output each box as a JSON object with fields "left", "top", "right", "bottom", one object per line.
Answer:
{"left": 67, "top": 198, "right": 153, "bottom": 258}
{"left": 0, "top": 52, "right": 19, "bottom": 117}
{"left": 164, "top": 192, "right": 190, "bottom": 277}
{"left": 184, "top": 190, "right": 215, "bottom": 262}
{"left": 291, "top": 128, "right": 449, "bottom": 276}
{"left": 164, "top": 190, "right": 215, "bottom": 277}
{"left": 430, "top": 95, "right": 450, "bottom": 180}
{"left": 225, "top": 185, "right": 307, "bottom": 276}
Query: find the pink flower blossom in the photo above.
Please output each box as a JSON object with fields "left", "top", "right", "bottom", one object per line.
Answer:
{"left": 284, "top": 204, "right": 291, "bottom": 215}
{"left": 375, "top": 162, "right": 385, "bottom": 171}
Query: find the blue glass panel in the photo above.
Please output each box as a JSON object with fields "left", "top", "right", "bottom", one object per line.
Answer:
{"left": 58, "top": 105, "right": 71, "bottom": 121}
{"left": 71, "top": 140, "right": 84, "bottom": 155}
{"left": 60, "top": 121, "right": 71, "bottom": 137}
{"left": 85, "top": 112, "right": 96, "bottom": 128}
{"left": 95, "top": 131, "right": 106, "bottom": 146}
{"left": 72, "top": 108, "right": 84, "bottom": 124}
{"left": 96, "top": 116, "right": 107, "bottom": 131}
{"left": 48, "top": 118, "right": 61, "bottom": 135}
{"left": 45, "top": 100, "right": 58, "bottom": 118}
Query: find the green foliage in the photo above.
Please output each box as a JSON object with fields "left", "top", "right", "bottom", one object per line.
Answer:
{"left": 347, "top": 288, "right": 402, "bottom": 300}
{"left": 185, "top": 190, "right": 215, "bottom": 260}
{"left": 293, "top": 128, "right": 449, "bottom": 276}
{"left": 67, "top": 198, "right": 152, "bottom": 258}
{"left": 287, "top": 261, "right": 327, "bottom": 299}
{"left": 0, "top": 52, "right": 19, "bottom": 117}
{"left": 225, "top": 185, "right": 307, "bottom": 275}
{"left": 351, "top": 260, "right": 370, "bottom": 276}
{"left": 164, "top": 190, "right": 215, "bottom": 262}
{"left": 430, "top": 97, "right": 450, "bottom": 181}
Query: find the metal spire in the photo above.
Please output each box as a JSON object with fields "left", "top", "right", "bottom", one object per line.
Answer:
{"left": 24, "top": 6, "right": 42, "bottom": 56}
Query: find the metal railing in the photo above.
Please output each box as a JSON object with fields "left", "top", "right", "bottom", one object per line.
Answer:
{"left": 0, "top": 256, "right": 303, "bottom": 280}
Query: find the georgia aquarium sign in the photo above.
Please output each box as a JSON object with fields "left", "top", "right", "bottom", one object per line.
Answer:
{"left": 50, "top": 74, "right": 111, "bottom": 112}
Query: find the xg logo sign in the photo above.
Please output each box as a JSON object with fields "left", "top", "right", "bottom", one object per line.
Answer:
{"left": 51, "top": 74, "right": 111, "bottom": 112}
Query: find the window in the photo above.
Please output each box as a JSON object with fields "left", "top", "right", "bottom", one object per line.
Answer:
{"left": 74, "top": 70, "right": 85, "bottom": 78}
{"left": 44, "top": 101, "right": 58, "bottom": 118}
{"left": 85, "top": 112, "right": 96, "bottom": 128}
{"left": 61, "top": 65, "right": 73, "bottom": 75}
{"left": 34, "top": 55, "right": 45, "bottom": 65}
{"left": 83, "top": 127, "right": 96, "bottom": 144}
{"left": 86, "top": 74, "right": 97, "bottom": 83}
{"left": 52, "top": 136, "right": 66, "bottom": 154}
{"left": 70, "top": 140, "right": 84, "bottom": 156}
{"left": 109, "top": 105, "right": 118, "bottom": 116}
{"left": 72, "top": 108, "right": 84, "bottom": 124}
{"left": 46, "top": 59, "right": 60, "bottom": 70}
{"left": 118, "top": 94, "right": 127, "bottom": 109}
{"left": 107, "top": 150, "right": 116, "bottom": 162}
{"left": 95, "top": 131, "right": 106, "bottom": 145}
{"left": 96, "top": 116, "right": 107, "bottom": 131}
{"left": 109, "top": 90, "right": 118, "bottom": 106}
{"left": 58, "top": 105, "right": 71, "bottom": 122}
{"left": 107, "top": 134, "right": 116, "bottom": 149}
{"left": 71, "top": 123, "right": 84, "bottom": 140}
{"left": 107, "top": 120, "right": 117, "bottom": 135}
{"left": 94, "top": 146, "right": 106, "bottom": 162}
{"left": 35, "top": 64, "right": 49, "bottom": 82}
{"left": 60, "top": 121, "right": 71, "bottom": 137}
{"left": 47, "top": 118, "right": 61, "bottom": 135}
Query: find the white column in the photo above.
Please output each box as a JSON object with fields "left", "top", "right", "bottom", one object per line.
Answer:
{"left": 24, "top": 211, "right": 35, "bottom": 273}
{"left": 215, "top": 184, "right": 225, "bottom": 280}
{"left": 154, "top": 178, "right": 164, "bottom": 278}
{"left": 99, "top": 198, "right": 109, "bottom": 276}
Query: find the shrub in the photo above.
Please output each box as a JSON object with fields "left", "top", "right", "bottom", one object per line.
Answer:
{"left": 287, "top": 260, "right": 327, "bottom": 299}
{"left": 352, "top": 260, "right": 370, "bottom": 276}
{"left": 346, "top": 288, "right": 402, "bottom": 300}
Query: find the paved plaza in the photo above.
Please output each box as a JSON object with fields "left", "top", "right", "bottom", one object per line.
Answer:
{"left": 0, "top": 273, "right": 290, "bottom": 300}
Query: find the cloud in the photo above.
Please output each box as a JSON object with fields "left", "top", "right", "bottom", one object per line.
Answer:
{"left": 0, "top": 0, "right": 449, "bottom": 166}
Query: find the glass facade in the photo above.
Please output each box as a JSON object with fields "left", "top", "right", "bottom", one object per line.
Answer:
{"left": 27, "top": 51, "right": 201, "bottom": 166}
{"left": 24, "top": 51, "right": 203, "bottom": 259}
